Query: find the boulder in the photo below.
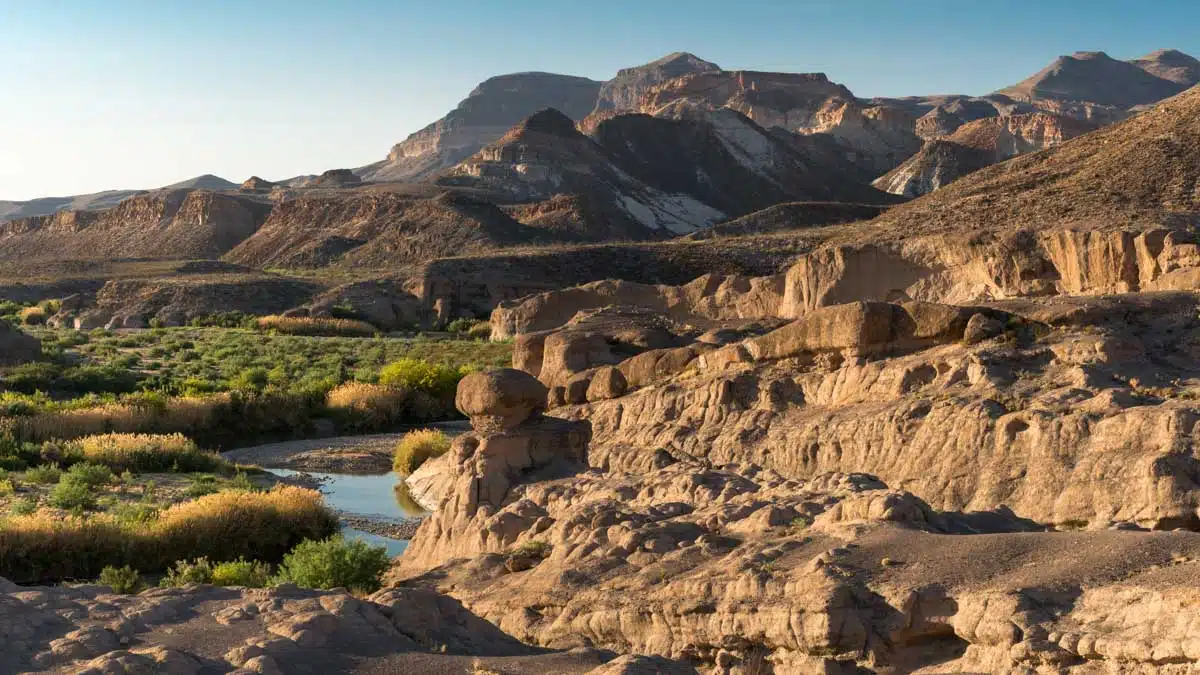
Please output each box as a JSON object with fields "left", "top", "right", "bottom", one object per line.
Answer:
{"left": 586, "top": 367, "right": 627, "bottom": 402}
{"left": 746, "top": 301, "right": 897, "bottom": 360}
{"left": 963, "top": 312, "right": 1006, "bottom": 344}
{"left": 455, "top": 369, "right": 549, "bottom": 432}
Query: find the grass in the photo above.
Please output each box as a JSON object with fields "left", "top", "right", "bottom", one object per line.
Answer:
{"left": 257, "top": 315, "right": 378, "bottom": 337}
{"left": 0, "top": 486, "right": 338, "bottom": 583}
{"left": 74, "top": 433, "right": 225, "bottom": 473}
{"left": 2, "top": 326, "right": 509, "bottom": 447}
{"left": 393, "top": 429, "right": 451, "bottom": 475}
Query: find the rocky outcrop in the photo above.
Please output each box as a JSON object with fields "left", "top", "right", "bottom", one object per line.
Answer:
{"left": 400, "top": 368, "right": 591, "bottom": 571}
{"left": 362, "top": 72, "right": 603, "bottom": 182}
{"left": 591, "top": 52, "right": 720, "bottom": 116}
{"left": 306, "top": 168, "right": 361, "bottom": 188}
{"left": 0, "top": 577, "right": 665, "bottom": 674}
{"left": 240, "top": 176, "right": 277, "bottom": 192}
{"left": 391, "top": 325, "right": 1200, "bottom": 671}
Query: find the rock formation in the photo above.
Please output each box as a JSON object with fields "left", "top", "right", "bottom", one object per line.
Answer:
{"left": 390, "top": 294, "right": 1200, "bottom": 672}
{"left": 361, "top": 72, "right": 603, "bottom": 182}
{"left": 591, "top": 52, "right": 720, "bottom": 115}
{"left": 0, "top": 577, "right": 680, "bottom": 674}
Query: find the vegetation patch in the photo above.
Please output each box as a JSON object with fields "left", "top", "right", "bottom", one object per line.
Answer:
{"left": 257, "top": 315, "right": 378, "bottom": 337}
{"left": 0, "top": 486, "right": 338, "bottom": 583}
{"left": 393, "top": 428, "right": 451, "bottom": 475}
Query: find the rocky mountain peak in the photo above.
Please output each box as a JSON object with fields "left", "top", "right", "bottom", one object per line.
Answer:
{"left": 997, "top": 48, "right": 1189, "bottom": 108}
{"left": 509, "top": 108, "right": 581, "bottom": 139}
{"left": 595, "top": 52, "right": 722, "bottom": 114}
{"left": 1130, "top": 48, "right": 1200, "bottom": 86}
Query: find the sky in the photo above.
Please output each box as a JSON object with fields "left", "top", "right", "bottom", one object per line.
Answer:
{"left": 1, "top": 0, "right": 1197, "bottom": 200}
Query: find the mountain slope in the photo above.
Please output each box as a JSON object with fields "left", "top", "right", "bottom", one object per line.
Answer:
{"left": 874, "top": 112, "right": 1099, "bottom": 197}
{"left": 1129, "top": 48, "right": 1200, "bottom": 86}
{"left": 360, "top": 73, "right": 603, "bottom": 183}
{"left": 437, "top": 107, "right": 901, "bottom": 240}
{"left": 996, "top": 50, "right": 1189, "bottom": 109}
{"left": 867, "top": 86, "right": 1200, "bottom": 236}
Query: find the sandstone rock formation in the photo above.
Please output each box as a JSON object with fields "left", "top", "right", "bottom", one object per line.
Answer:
{"left": 0, "top": 577, "right": 673, "bottom": 674}
{"left": 388, "top": 292, "right": 1200, "bottom": 673}
{"left": 240, "top": 176, "right": 278, "bottom": 192}
{"left": 362, "top": 72, "right": 603, "bottom": 182}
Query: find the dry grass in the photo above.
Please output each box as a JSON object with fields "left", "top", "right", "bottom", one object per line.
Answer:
{"left": 18, "top": 306, "right": 48, "bottom": 325}
{"left": 257, "top": 315, "right": 377, "bottom": 337}
{"left": 76, "top": 433, "right": 225, "bottom": 473}
{"left": 0, "top": 486, "right": 337, "bottom": 583}
{"left": 11, "top": 396, "right": 225, "bottom": 442}
{"left": 393, "top": 428, "right": 451, "bottom": 475}
{"left": 326, "top": 383, "right": 409, "bottom": 428}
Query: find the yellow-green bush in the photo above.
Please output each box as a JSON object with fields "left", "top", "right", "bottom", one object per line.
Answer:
{"left": 17, "top": 306, "right": 48, "bottom": 326}
{"left": 393, "top": 428, "right": 451, "bottom": 475}
{"left": 378, "top": 358, "right": 465, "bottom": 396}
{"left": 0, "top": 486, "right": 337, "bottom": 583}
{"left": 257, "top": 315, "right": 377, "bottom": 337}
{"left": 75, "top": 433, "right": 226, "bottom": 473}
{"left": 326, "top": 383, "right": 409, "bottom": 429}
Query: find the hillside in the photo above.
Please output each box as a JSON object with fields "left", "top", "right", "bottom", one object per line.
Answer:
{"left": 867, "top": 85, "right": 1200, "bottom": 237}
{"left": 874, "top": 112, "right": 1099, "bottom": 196}
{"left": 996, "top": 50, "right": 1189, "bottom": 109}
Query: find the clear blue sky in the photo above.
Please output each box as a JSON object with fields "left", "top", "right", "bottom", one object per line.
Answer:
{"left": 1, "top": 0, "right": 1196, "bottom": 200}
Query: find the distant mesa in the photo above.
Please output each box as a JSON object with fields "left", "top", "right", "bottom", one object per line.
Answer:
{"left": 240, "top": 176, "right": 277, "bottom": 192}
{"left": 158, "top": 174, "right": 239, "bottom": 192}
{"left": 309, "top": 169, "right": 362, "bottom": 188}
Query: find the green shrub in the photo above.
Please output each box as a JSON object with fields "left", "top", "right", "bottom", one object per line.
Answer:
{"left": 184, "top": 475, "right": 219, "bottom": 498}
{"left": 9, "top": 497, "right": 38, "bottom": 516}
{"left": 65, "top": 462, "right": 114, "bottom": 487}
{"left": 98, "top": 565, "right": 142, "bottom": 594}
{"left": 110, "top": 502, "right": 160, "bottom": 525}
{"left": 230, "top": 367, "right": 270, "bottom": 393}
{"left": 23, "top": 464, "right": 61, "bottom": 485}
{"left": 378, "top": 358, "right": 464, "bottom": 397}
{"left": 393, "top": 428, "right": 451, "bottom": 475}
{"left": 211, "top": 559, "right": 272, "bottom": 588}
{"left": 160, "top": 557, "right": 215, "bottom": 587}
{"left": 76, "top": 433, "right": 224, "bottom": 473}
{"left": 273, "top": 536, "right": 390, "bottom": 593}
{"left": 49, "top": 480, "right": 96, "bottom": 510}
{"left": 0, "top": 478, "right": 13, "bottom": 496}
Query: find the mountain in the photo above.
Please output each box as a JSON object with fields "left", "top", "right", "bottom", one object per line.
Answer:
{"left": 996, "top": 50, "right": 1189, "bottom": 110}
{"left": 869, "top": 85, "right": 1200, "bottom": 236}
{"left": 874, "top": 112, "right": 1099, "bottom": 197}
{"left": 359, "top": 72, "right": 603, "bottom": 183}
{"left": 436, "top": 107, "right": 901, "bottom": 240}
{"left": 158, "top": 174, "right": 238, "bottom": 191}
{"left": 1129, "top": 48, "right": 1200, "bottom": 86}
{"left": 590, "top": 51, "right": 720, "bottom": 114}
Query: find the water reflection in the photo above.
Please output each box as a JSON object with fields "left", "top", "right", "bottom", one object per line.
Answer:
{"left": 270, "top": 469, "right": 429, "bottom": 520}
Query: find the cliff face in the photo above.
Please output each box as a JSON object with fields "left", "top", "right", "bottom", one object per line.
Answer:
{"left": 591, "top": 51, "right": 720, "bottom": 113}
{"left": 874, "top": 112, "right": 1100, "bottom": 197}
{"left": 0, "top": 190, "right": 271, "bottom": 262}
{"left": 361, "top": 72, "right": 602, "bottom": 183}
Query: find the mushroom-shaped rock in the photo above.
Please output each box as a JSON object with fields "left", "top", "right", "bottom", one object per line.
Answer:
{"left": 456, "top": 368, "right": 549, "bottom": 432}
